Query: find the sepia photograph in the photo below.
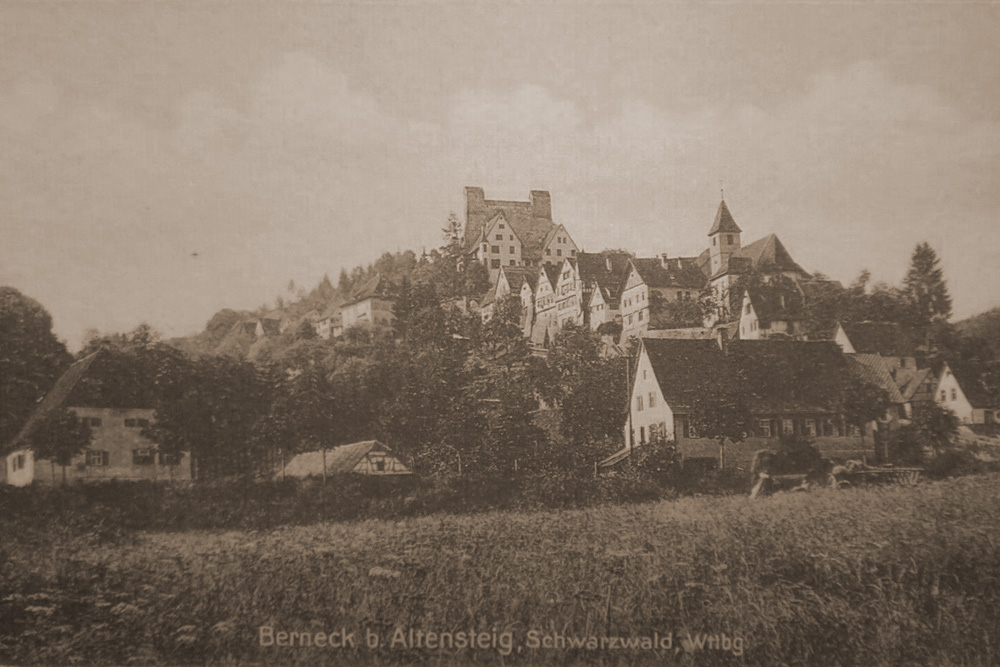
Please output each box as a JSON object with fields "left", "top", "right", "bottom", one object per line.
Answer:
{"left": 1, "top": 1, "right": 999, "bottom": 664}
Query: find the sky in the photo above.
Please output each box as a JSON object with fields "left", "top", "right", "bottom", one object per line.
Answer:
{"left": 1, "top": 1, "right": 999, "bottom": 349}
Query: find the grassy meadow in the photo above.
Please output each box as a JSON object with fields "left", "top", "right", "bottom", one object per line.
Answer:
{"left": 2, "top": 474, "right": 1000, "bottom": 665}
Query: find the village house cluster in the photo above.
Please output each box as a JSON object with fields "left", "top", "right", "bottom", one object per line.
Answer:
{"left": 2, "top": 187, "right": 998, "bottom": 486}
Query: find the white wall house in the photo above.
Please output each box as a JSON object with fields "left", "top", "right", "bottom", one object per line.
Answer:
{"left": 619, "top": 263, "right": 650, "bottom": 341}
{"left": 934, "top": 362, "right": 977, "bottom": 424}
{"left": 623, "top": 342, "right": 673, "bottom": 449}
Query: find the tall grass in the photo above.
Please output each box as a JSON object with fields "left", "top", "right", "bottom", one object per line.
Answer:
{"left": 2, "top": 474, "right": 999, "bottom": 665}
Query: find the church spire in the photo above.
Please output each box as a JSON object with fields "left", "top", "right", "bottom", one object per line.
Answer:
{"left": 708, "top": 198, "right": 742, "bottom": 236}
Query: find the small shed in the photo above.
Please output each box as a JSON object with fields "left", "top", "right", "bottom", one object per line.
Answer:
{"left": 278, "top": 440, "right": 412, "bottom": 478}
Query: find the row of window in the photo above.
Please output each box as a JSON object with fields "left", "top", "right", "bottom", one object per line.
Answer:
{"left": 545, "top": 248, "right": 575, "bottom": 257}
{"left": 11, "top": 453, "right": 26, "bottom": 472}
{"left": 80, "top": 417, "right": 150, "bottom": 428}
{"left": 940, "top": 388, "right": 958, "bottom": 402}
{"left": 712, "top": 234, "right": 737, "bottom": 246}
{"left": 495, "top": 233, "right": 515, "bottom": 241}
{"left": 84, "top": 449, "right": 181, "bottom": 467}
{"left": 625, "top": 310, "right": 645, "bottom": 326}
{"left": 634, "top": 417, "right": 860, "bottom": 441}
{"left": 636, "top": 392, "right": 657, "bottom": 411}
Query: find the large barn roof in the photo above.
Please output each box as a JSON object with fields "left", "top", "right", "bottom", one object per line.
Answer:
{"left": 279, "top": 440, "right": 410, "bottom": 477}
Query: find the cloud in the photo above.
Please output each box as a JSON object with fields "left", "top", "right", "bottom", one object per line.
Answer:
{"left": 1, "top": 53, "right": 998, "bottom": 347}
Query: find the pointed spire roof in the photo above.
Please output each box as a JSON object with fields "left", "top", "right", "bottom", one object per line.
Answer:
{"left": 708, "top": 199, "right": 742, "bottom": 235}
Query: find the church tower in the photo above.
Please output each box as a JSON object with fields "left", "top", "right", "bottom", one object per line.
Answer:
{"left": 708, "top": 198, "right": 742, "bottom": 276}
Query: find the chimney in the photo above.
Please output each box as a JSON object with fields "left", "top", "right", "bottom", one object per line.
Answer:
{"left": 660, "top": 252, "right": 669, "bottom": 268}
{"left": 530, "top": 190, "right": 551, "bottom": 221}
{"left": 676, "top": 259, "right": 683, "bottom": 270}
{"left": 606, "top": 255, "right": 613, "bottom": 272}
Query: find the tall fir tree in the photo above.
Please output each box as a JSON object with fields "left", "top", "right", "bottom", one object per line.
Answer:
{"left": 904, "top": 242, "right": 952, "bottom": 326}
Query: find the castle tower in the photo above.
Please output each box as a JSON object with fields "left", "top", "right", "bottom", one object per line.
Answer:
{"left": 708, "top": 198, "right": 742, "bottom": 276}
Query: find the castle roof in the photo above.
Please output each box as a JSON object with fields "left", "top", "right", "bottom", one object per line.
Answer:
{"left": 708, "top": 199, "right": 742, "bottom": 235}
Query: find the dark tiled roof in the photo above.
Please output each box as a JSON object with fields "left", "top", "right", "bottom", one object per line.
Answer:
{"left": 708, "top": 200, "right": 742, "bottom": 235}
{"left": 343, "top": 273, "right": 394, "bottom": 307}
{"left": 576, "top": 251, "right": 631, "bottom": 302}
{"left": 847, "top": 354, "right": 907, "bottom": 404}
{"left": 746, "top": 283, "right": 805, "bottom": 326}
{"left": 500, "top": 266, "right": 538, "bottom": 292}
{"left": 632, "top": 257, "right": 707, "bottom": 290}
{"left": 841, "top": 322, "right": 919, "bottom": 357}
{"left": 642, "top": 338, "right": 849, "bottom": 414}
{"left": 6, "top": 352, "right": 100, "bottom": 453}
{"left": 541, "top": 264, "right": 561, "bottom": 291}
{"left": 713, "top": 234, "right": 810, "bottom": 280}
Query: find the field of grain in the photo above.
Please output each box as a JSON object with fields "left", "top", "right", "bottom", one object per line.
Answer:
{"left": 2, "top": 473, "right": 999, "bottom": 665}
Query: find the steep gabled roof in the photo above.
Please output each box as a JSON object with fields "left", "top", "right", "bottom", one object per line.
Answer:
{"left": 714, "top": 234, "right": 810, "bottom": 280}
{"left": 947, "top": 360, "right": 1000, "bottom": 410}
{"left": 841, "top": 322, "right": 919, "bottom": 357}
{"left": 642, "top": 338, "right": 730, "bottom": 412}
{"left": 632, "top": 257, "right": 707, "bottom": 290}
{"left": 847, "top": 354, "right": 907, "bottom": 404}
{"left": 500, "top": 266, "right": 537, "bottom": 292}
{"left": 343, "top": 273, "right": 394, "bottom": 307}
{"left": 541, "top": 264, "right": 561, "bottom": 292}
{"left": 257, "top": 318, "right": 282, "bottom": 337}
{"left": 6, "top": 352, "right": 101, "bottom": 453}
{"left": 708, "top": 199, "right": 742, "bottom": 235}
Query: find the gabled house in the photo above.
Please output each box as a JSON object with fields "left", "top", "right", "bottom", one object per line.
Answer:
{"left": 576, "top": 251, "right": 630, "bottom": 331}
{"left": 278, "top": 440, "right": 412, "bottom": 478}
{"left": 618, "top": 254, "right": 708, "bottom": 341}
{"left": 529, "top": 264, "right": 562, "bottom": 348}
{"left": 806, "top": 320, "right": 855, "bottom": 352}
{"left": 738, "top": 283, "right": 805, "bottom": 340}
{"left": 552, "top": 259, "right": 584, "bottom": 330}
{"left": 470, "top": 210, "right": 525, "bottom": 281}
{"left": 931, "top": 360, "right": 1000, "bottom": 424}
{"left": 618, "top": 337, "right": 872, "bottom": 468}
{"left": 2, "top": 350, "right": 193, "bottom": 486}
{"left": 540, "top": 224, "right": 579, "bottom": 267}
{"left": 340, "top": 273, "right": 395, "bottom": 331}
{"left": 480, "top": 265, "right": 537, "bottom": 332}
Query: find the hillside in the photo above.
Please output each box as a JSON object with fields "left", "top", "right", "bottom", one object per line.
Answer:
{"left": 955, "top": 306, "right": 1000, "bottom": 359}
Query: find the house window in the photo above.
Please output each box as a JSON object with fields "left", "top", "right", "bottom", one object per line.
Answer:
{"left": 649, "top": 392, "right": 656, "bottom": 408}
{"left": 491, "top": 245, "right": 500, "bottom": 253}
{"left": 159, "top": 452, "right": 181, "bottom": 465}
{"left": 639, "top": 426, "right": 646, "bottom": 443}
{"left": 759, "top": 419, "right": 771, "bottom": 437}
{"left": 728, "top": 234, "right": 734, "bottom": 244}
{"left": 509, "top": 235, "right": 513, "bottom": 241}
{"left": 510, "top": 260, "right": 516, "bottom": 266}
{"left": 86, "top": 450, "right": 109, "bottom": 467}
{"left": 713, "top": 237, "right": 717, "bottom": 246}
{"left": 627, "top": 315, "right": 633, "bottom": 325}
{"left": 132, "top": 449, "right": 154, "bottom": 466}
{"left": 636, "top": 395, "right": 644, "bottom": 411}
{"left": 85, "top": 417, "right": 102, "bottom": 427}
{"left": 782, "top": 419, "right": 794, "bottom": 436}
{"left": 375, "top": 459, "right": 386, "bottom": 472}
{"left": 805, "top": 419, "right": 817, "bottom": 437}
{"left": 557, "top": 249, "right": 562, "bottom": 256}
{"left": 546, "top": 249, "right": 551, "bottom": 256}
{"left": 642, "top": 370, "right": 647, "bottom": 380}
{"left": 940, "top": 390, "right": 947, "bottom": 402}
{"left": 12, "top": 453, "right": 25, "bottom": 472}
{"left": 491, "top": 259, "right": 500, "bottom": 269}
{"left": 950, "top": 388, "right": 957, "bottom": 401}
{"left": 570, "top": 249, "right": 575, "bottom": 256}
{"left": 498, "top": 223, "right": 504, "bottom": 229}
{"left": 509, "top": 246, "right": 515, "bottom": 254}
{"left": 638, "top": 310, "right": 644, "bottom": 321}
{"left": 496, "top": 234, "right": 503, "bottom": 240}
{"left": 686, "top": 422, "right": 698, "bottom": 439}
{"left": 124, "top": 418, "right": 136, "bottom": 427}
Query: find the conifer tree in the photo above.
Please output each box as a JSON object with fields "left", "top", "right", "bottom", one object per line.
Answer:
{"left": 904, "top": 242, "right": 952, "bottom": 325}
